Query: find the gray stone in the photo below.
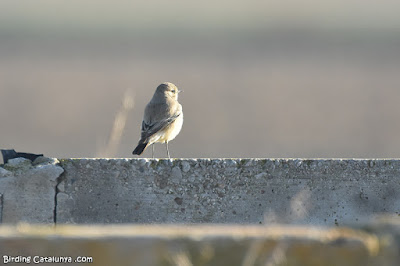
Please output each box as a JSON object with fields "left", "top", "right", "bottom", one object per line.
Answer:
{"left": 181, "top": 161, "right": 191, "bottom": 172}
{"left": 170, "top": 166, "right": 183, "bottom": 183}
{"left": 0, "top": 157, "right": 64, "bottom": 223}
{"left": 7, "top": 157, "right": 31, "bottom": 166}
{"left": 5, "top": 157, "right": 32, "bottom": 171}
{"left": 0, "top": 167, "right": 12, "bottom": 178}
{"left": 33, "top": 156, "right": 59, "bottom": 166}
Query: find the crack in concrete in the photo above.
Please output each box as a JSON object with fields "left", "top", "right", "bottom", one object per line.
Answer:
{"left": 53, "top": 163, "right": 66, "bottom": 224}
{"left": 53, "top": 182, "right": 59, "bottom": 224}
{"left": 0, "top": 194, "right": 3, "bottom": 223}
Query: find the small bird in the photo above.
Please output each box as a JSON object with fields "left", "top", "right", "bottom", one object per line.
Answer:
{"left": 132, "top": 82, "right": 183, "bottom": 158}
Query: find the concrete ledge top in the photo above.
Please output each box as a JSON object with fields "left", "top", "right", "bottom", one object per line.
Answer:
{"left": 58, "top": 157, "right": 400, "bottom": 162}
{"left": 61, "top": 158, "right": 400, "bottom": 159}
{"left": 57, "top": 157, "right": 400, "bottom": 175}
{"left": 57, "top": 157, "right": 400, "bottom": 171}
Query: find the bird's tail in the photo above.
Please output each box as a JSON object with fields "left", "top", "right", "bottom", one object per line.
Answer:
{"left": 132, "top": 141, "right": 149, "bottom": 155}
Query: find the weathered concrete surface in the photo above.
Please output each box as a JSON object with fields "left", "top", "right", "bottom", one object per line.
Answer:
{"left": 1, "top": 158, "right": 399, "bottom": 225}
{"left": 57, "top": 159, "right": 400, "bottom": 225}
{"left": 0, "top": 157, "right": 64, "bottom": 223}
{"left": 0, "top": 221, "right": 399, "bottom": 266}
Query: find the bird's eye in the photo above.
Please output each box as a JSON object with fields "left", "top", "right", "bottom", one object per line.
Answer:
{"left": 171, "top": 89, "right": 176, "bottom": 93}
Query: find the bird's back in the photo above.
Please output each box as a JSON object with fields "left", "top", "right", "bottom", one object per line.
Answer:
{"left": 144, "top": 96, "right": 179, "bottom": 125}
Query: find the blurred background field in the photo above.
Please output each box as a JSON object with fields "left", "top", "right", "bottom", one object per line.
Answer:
{"left": 1, "top": 0, "right": 400, "bottom": 160}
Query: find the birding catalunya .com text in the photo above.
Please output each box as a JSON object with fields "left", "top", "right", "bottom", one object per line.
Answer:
{"left": 3, "top": 255, "right": 93, "bottom": 264}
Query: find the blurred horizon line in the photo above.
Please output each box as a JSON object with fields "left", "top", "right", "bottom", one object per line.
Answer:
{"left": 2, "top": 1, "right": 400, "bottom": 33}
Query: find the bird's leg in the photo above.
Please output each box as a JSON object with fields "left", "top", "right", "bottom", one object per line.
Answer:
{"left": 152, "top": 144, "right": 155, "bottom": 159}
{"left": 166, "top": 141, "right": 170, "bottom": 159}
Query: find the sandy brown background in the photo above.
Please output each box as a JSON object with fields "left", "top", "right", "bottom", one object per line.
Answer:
{"left": 1, "top": 1, "right": 400, "bottom": 160}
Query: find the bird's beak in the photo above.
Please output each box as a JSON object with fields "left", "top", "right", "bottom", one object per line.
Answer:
{"left": 178, "top": 90, "right": 183, "bottom": 93}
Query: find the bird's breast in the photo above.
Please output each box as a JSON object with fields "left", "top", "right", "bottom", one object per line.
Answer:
{"left": 157, "top": 113, "right": 183, "bottom": 143}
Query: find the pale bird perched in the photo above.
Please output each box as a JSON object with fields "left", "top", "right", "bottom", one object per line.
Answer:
{"left": 132, "top": 82, "right": 183, "bottom": 158}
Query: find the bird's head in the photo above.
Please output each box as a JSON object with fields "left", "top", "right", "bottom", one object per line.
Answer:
{"left": 156, "top": 82, "right": 182, "bottom": 100}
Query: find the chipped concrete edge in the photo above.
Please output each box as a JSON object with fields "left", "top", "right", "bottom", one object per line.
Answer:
{"left": 0, "top": 157, "right": 64, "bottom": 224}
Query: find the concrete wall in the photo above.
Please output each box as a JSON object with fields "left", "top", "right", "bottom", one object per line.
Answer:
{"left": 57, "top": 158, "right": 400, "bottom": 225}
{"left": 0, "top": 158, "right": 399, "bottom": 225}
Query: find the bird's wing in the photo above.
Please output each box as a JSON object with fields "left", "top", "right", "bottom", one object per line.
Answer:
{"left": 141, "top": 109, "right": 182, "bottom": 142}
